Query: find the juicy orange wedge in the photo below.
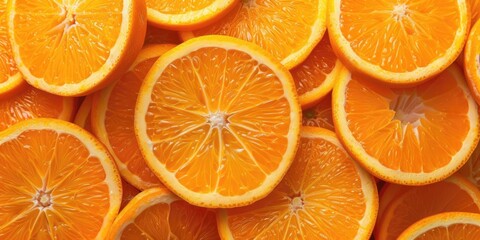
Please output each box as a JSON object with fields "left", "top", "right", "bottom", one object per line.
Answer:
{"left": 108, "top": 187, "right": 219, "bottom": 239}
{"left": 465, "top": 20, "right": 480, "bottom": 105}
{"left": 0, "top": 118, "right": 122, "bottom": 239}
{"left": 217, "top": 127, "right": 378, "bottom": 239}
{"left": 333, "top": 64, "right": 480, "bottom": 185}
{"left": 7, "top": 0, "right": 146, "bottom": 96}
{"left": 135, "top": 35, "right": 301, "bottom": 208}
{"left": 302, "top": 94, "right": 334, "bottom": 131}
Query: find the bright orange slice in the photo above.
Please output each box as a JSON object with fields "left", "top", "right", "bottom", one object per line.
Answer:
{"left": 7, "top": 0, "right": 147, "bottom": 96}
{"left": 74, "top": 95, "right": 93, "bottom": 132}
{"left": 398, "top": 212, "right": 480, "bottom": 239}
{"left": 0, "top": 84, "right": 75, "bottom": 131}
{"left": 120, "top": 180, "right": 140, "bottom": 211}
{"left": 135, "top": 35, "right": 301, "bottom": 208}
{"left": 108, "top": 187, "right": 219, "bottom": 239}
{"left": 290, "top": 33, "right": 344, "bottom": 108}
{"left": 302, "top": 94, "right": 334, "bottom": 131}
{"left": 92, "top": 44, "right": 174, "bottom": 190}
{"left": 333, "top": 64, "right": 480, "bottom": 185}
{"left": 144, "top": 25, "right": 181, "bottom": 45}
{"left": 465, "top": 20, "right": 480, "bottom": 105}
{"left": 375, "top": 175, "right": 480, "bottom": 240}
{"left": 181, "top": 0, "right": 327, "bottom": 69}
{"left": 0, "top": 118, "right": 122, "bottom": 239}
{"left": 328, "top": 0, "right": 470, "bottom": 84}
{"left": 217, "top": 127, "right": 377, "bottom": 239}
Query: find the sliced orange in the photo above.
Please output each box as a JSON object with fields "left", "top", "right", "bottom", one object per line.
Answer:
{"left": 144, "top": 24, "right": 182, "bottom": 45}
{"left": 290, "top": 33, "right": 344, "bottom": 108}
{"left": 302, "top": 94, "right": 334, "bottom": 131}
{"left": 7, "top": 0, "right": 147, "bottom": 96}
{"left": 181, "top": 0, "right": 327, "bottom": 69}
{"left": 0, "top": 118, "right": 122, "bottom": 239}
{"left": 398, "top": 212, "right": 480, "bottom": 240}
{"left": 328, "top": 0, "right": 470, "bottom": 84}
{"left": 375, "top": 175, "right": 480, "bottom": 240}
{"left": 146, "top": 0, "right": 238, "bottom": 31}
{"left": 0, "top": 84, "right": 75, "bottom": 131}
{"left": 120, "top": 180, "right": 140, "bottom": 211}
{"left": 217, "top": 127, "right": 378, "bottom": 239}
{"left": 465, "top": 20, "right": 480, "bottom": 105}
{"left": 108, "top": 187, "right": 219, "bottom": 239}
{"left": 74, "top": 95, "right": 93, "bottom": 132}
{"left": 92, "top": 44, "right": 174, "bottom": 190}
{"left": 135, "top": 35, "right": 301, "bottom": 208}
{"left": 333, "top": 64, "right": 480, "bottom": 185}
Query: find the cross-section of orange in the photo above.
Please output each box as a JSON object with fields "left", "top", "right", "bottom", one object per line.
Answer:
{"left": 135, "top": 35, "right": 301, "bottom": 208}
{"left": 0, "top": 118, "right": 122, "bottom": 239}
{"left": 290, "top": 33, "right": 344, "bottom": 108}
{"left": 144, "top": 25, "right": 181, "bottom": 45}
{"left": 375, "top": 175, "right": 480, "bottom": 240}
{"left": 398, "top": 212, "right": 480, "bottom": 240}
{"left": 217, "top": 127, "right": 377, "bottom": 239}
{"left": 465, "top": 20, "right": 480, "bottom": 105}
{"left": 181, "top": 0, "right": 327, "bottom": 69}
{"left": 328, "top": 0, "right": 470, "bottom": 84}
{"left": 333, "top": 64, "right": 480, "bottom": 185}
{"left": 74, "top": 95, "right": 93, "bottom": 133}
{"left": 108, "top": 187, "right": 219, "bottom": 239}
{"left": 0, "top": 84, "right": 75, "bottom": 131}
{"left": 7, "top": 0, "right": 147, "bottom": 96}
{"left": 302, "top": 94, "right": 334, "bottom": 131}
{"left": 92, "top": 44, "right": 174, "bottom": 191}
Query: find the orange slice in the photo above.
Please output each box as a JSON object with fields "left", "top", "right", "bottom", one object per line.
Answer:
{"left": 333, "top": 64, "right": 480, "bottom": 185}
{"left": 375, "top": 175, "right": 480, "bottom": 240}
{"left": 398, "top": 212, "right": 480, "bottom": 240}
{"left": 144, "top": 25, "right": 181, "bottom": 45}
{"left": 290, "top": 33, "right": 344, "bottom": 108}
{"left": 302, "top": 94, "right": 334, "bottom": 131}
{"left": 74, "top": 95, "right": 93, "bottom": 132}
{"left": 135, "top": 35, "right": 301, "bottom": 208}
{"left": 328, "top": 0, "right": 470, "bottom": 84}
{"left": 465, "top": 20, "right": 480, "bottom": 105}
{"left": 217, "top": 127, "right": 378, "bottom": 239}
{"left": 7, "top": 0, "right": 147, "bottom": 96}
{"left": 0, "top": 118, "right": 122, "bottom": 239}
{"left": 0, "top": 84, "right": 75, "bottom": 131}
{"left": 181, "top": 0, "right": 327, "bottom": 69}
{"left": 108, "top": 187, "right": 219, "bottom": 239}
{"left": 92, "top": 44, "right": 174, "bottom": 190}
{"left": 120, "top": 180, "right": 140, "bottom": 211}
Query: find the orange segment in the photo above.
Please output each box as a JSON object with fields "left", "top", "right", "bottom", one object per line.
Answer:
{"left": 144, "top": 25, "right": 181, "bottom": 45}
{"left": 217, "top": 127, "right": 378, "bottom": 239}
{"left": 0, "top": 118, "right": 122, "bottom": 239}
{"left": 333, "top": 65, "right": 480, "bottom": 184}
{"left": 120, "top": 180, "right": 140, "bottom": 211}
{"left": 181, "top": 0, "right": 327, "bottom": 69}
{"left": 74, "top": 95, "right": 93, "bottom": 132}
{"left": 328, "top": 0, "right": 470, "bottom": 84}
{"left": 375, "top": 175, "right": 480, "bottom": 240}
{"left": 135, "top": 36, "right": 301, "bottom": 208}
{"left": 92, "top": 44, "right": 175, "bottom": 190}
{"left": 398, "top": 212, "right": 480, "bottom": 239}
{"left": 465, "top": 20, "right": 480, "bottom": 105}
{"left": 108, "top": 187, "right": 219, "bottom": 239}
{"left": 0, "top": 84, "right": 75, "bottom": 131}
{"left": 146, "top": 0, "right": 238, "bottom": 31}
{"left": 7, "top": 0, "right": 146, "bottom": 96}
{"left": 302, "top": 94, "right": 334, "bottom": 131}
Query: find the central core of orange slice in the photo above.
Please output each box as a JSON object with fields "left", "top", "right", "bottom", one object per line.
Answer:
{"left": 390, "top": 91, "right": 424, "bottom": 128}
{"left": 207, "top": 112, "right": 229, "bottom": 129}
{"left": 289, "top": 193, "right": 305, "bottom": 213}
{"left": 392, "top": 4, "right": 408, "bottom": 21}
{"left": 33, "top": 190, "right": 52, "bottom": 209}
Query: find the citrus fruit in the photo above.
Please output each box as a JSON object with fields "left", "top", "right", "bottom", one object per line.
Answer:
{"left": 398, "top": 212, "right": 480, "bottom": 240}
{"left": 135, "top": 35, "right": 301, "bottom": 208}
{"left": 108, "top": 187, "right": 219, "bottom": 239}
{"left": 302, "top": 94, "right": 334, "bottom": 131}
{"left": 92, "top": 44, "right": 174, "bottom": 190}
{"left": 0, "top": 118, "right": 122, "bottom": 239}
{"left": 375, "top": 175, "right": 480, "bottom": 240}
{"left": 74, "top": 95, "right": 93, "bottom": 132}
{"left": 181, "top": 0, "right": 328, "bottom": 69}
{"left": 217, "top": 127, "right": 377, "bottom": 239}
{"left": 146, "top": 0, "right": 238, "bottom": 31}
{"left": 465, "top": 20, "right": 480, "bottom": 104}
{"left": 144, "top": 24, "right": 182, "bottom": 45}
{"left": 120, "top": 180, "right": 140, "bottom": 211}
{"left": 7, "top": 0, "right": 147, "bottom": 96}
{"left": 328, "top": 0, "right": 470, "bottom": 84}
{"left": 333, "top": 64, "right": 480, "bottom": 185}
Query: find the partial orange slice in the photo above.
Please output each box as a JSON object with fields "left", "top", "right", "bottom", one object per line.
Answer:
{"left": 333, "top": 64, "right": 480, "bottom": 185}
{"left": 7, "top": 0, "right": 147, "bottom": 96}
{"left": 328, "top": 0, "right": 470, "bottom": 84}
{"left": 375, "top": 175, "right": 480, "bottom": 240}
{"left": 108, "top": 187, "right": 219, "bottom": 239}
{"left": 465, "top": 20, "right": 480, "bottom": 105}
{"left": 0, "top": 118, "right": 122, "bottom": 239}
{"left": 181, "top": 0, "right": 327, "bottom": 69}
{"left": 217, "top": 127, "right": 377, "bottom": 239}
{"left": 135, "top": 35, "right": 301, "bottom": 208}
{"left": 291, "top": 33, "right": 344, "bottom": 108}
{"left": 398, "top": 212, "right": 480, "bottom": 240}
{"left": 120, "top": 180, "right": 140, "bottom": 211}
{"left": 74, "top": 95, "right": 93, "bottom": 132}
{"left": 92, "top": 44, "right": 174, "bottom": 190}
{"left": 0, "top": 84, "right": 75, "bottom": 131}
{"left": 302, "top": 94, "right": 334, "bottom": 131}
{"left": 144, "top": 24, "right": 181, "bottom": 45}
